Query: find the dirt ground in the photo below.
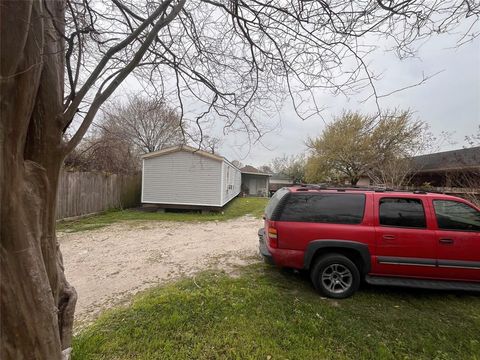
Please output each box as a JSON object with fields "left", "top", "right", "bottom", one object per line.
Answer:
{"left": 59, "top": 216, "right": 263, "bottom": 327}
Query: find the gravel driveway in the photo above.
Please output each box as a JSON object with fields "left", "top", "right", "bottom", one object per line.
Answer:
{"left": 59, "top": 216, "right": 262, "bottom": 326}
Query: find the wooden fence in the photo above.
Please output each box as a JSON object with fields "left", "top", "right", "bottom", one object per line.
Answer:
{"left": 401, "top": 186, "right": 479, "bottom": 195}
{"left": 56, "top": 171, "right": 141, "bottom": 220}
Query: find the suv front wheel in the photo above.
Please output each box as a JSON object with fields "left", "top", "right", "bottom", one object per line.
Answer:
{"left": 311, "top": 254, "right": 360, "bottom": 299}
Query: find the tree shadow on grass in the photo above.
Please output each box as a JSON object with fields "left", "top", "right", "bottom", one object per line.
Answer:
{"left": 360, "top": 282, "right": 480, "bottom": 300}
{"left": 259, "top": 263, "right": 479, "bottom": 301}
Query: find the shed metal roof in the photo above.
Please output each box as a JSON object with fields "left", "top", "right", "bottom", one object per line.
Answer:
{"left": 141, "top": 145, "right": 243, "bottom": 171}
{"left": 141, "top": 145, "right": 225, "bottom": 162}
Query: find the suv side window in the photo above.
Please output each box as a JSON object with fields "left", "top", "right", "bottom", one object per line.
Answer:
{"left": 433, "top": 200, "right": 480, "bottom": 231}
{"left": 379, "top": 198, "right": 426, "bottom": 228}
{"left": 278, "top": 193, "right": 365, "bottom": 224}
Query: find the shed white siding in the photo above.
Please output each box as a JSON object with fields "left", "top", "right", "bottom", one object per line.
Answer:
{"left": 142, "top": 150, "right": 222, "bottom": 206}
{"left": 221, "top": 161, "right": 242, "bottom": 205}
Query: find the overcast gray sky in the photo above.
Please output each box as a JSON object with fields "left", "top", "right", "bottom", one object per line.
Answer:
{"left": 217, "top": 33, "right": 480, "bottom": 167}
{"left": 112, "top": 23, "right": 480, "bottom": 167}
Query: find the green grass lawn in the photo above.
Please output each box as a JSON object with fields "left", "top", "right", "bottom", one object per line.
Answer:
{"left": 73, "top": 264, "right": 480, "bottom": 360}
{"left": 58, "top": 197, "right": 268, "bottom": 233}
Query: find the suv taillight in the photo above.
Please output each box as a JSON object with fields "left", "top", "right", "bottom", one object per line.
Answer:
{"left": 268, "top": 226, "right": 278, "bottom": 248}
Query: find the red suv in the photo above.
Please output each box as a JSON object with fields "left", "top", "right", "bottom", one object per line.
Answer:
{"left": 259, "top": 186, "right": 480, "bottom": 298}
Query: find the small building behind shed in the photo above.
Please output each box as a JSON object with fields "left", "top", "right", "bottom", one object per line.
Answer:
{"left": 141, "top": 145, "right": 241, "bottom": 208}
{"left": 269, "top": 173, "right": 294, "bottom": 195}
{"left": 240, "top": 165, "right": 271, "bottom": 197}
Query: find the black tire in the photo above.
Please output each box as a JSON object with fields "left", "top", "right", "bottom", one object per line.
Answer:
{"left": 310, "top": 253, "right": 360, "bottom": 299}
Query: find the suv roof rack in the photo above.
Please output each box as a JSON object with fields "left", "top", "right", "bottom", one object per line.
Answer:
{"left": 296, "top": 184, "right": 387, "bottom": 192}
{"left": 294, "top": 184, "right": 446, "bottom": 195}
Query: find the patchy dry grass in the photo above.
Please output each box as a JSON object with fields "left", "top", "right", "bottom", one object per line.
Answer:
{"left": 58, "top": 197, "right": 268, "bottom": 233}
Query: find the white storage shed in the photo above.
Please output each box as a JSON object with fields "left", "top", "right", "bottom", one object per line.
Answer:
{"left": 141, "top": 145, "right": 241, "bottom": 208}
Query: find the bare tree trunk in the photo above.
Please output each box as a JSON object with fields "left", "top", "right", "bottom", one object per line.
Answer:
{"left": 1, "top": 1, "right": 76, "bottom": 359}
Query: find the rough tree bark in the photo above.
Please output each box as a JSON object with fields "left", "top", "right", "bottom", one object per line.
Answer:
{"left": 1, "top": 0, "right": 184, "bottom": 356}
{"left": 1, "top": 1, "right": 77, "bottom": 359}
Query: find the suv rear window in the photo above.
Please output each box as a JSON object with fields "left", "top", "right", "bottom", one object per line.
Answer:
{"left": 278, "top": 193, "right": 365, "bottom": 224}
{"left": 265, "top": 188, "right": 290, "bottom": 219}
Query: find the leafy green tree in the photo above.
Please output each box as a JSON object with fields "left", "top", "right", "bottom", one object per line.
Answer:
{"left": 270, "top": 154, "right": 306, "bottom": 183}
{"left": 306, "top": 110, "right": 430, "bottom": 186}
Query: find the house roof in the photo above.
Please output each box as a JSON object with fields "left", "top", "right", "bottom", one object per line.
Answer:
{"left": 413, "top": 146, "right": 480, "bottom": 172}
{"left": 240, "top": 165, "right": 271, "bottom": 176}
{"left": 141, "top": 145, "right": 225, "bottom": 162}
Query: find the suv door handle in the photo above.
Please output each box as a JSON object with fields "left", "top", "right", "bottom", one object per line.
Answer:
{"left": 439, "top": 238, "right": 454, "bottom": 245}
{"left": 382, "top": 235, "right": 396, "bottom": 240}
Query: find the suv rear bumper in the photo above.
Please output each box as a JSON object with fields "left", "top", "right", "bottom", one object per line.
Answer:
{"left": 258, "top": 228, "right": 275, "bottom": 265}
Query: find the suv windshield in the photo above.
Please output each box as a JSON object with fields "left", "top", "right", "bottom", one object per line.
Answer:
{"left": 265, "top": 188, "right": 289, "bottom": 219}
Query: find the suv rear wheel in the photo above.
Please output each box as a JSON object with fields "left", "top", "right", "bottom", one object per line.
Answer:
{"left": 311, "top": 254, "right": 360, "bottom": 299}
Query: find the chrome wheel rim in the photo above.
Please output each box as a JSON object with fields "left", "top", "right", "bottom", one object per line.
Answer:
{"left": 321, "top": 264, "right": 353, "bottom": 294}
